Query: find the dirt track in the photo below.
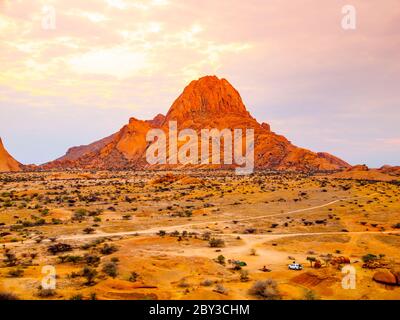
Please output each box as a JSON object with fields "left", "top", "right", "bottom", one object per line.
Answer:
{"left": 5, "top": 192, "right": 396, "bottom": 248}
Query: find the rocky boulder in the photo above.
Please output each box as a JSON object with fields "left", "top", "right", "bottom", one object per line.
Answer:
{"left": 373, "top": 271, "right": 398, "bottom": 285}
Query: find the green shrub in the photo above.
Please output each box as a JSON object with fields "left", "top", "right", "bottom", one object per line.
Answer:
{"left": 102, "top": 262, "right": 118, "bottom": 278}
{"left": 209, "top": 238, "right": 225, "bottom": 248}
{"left": 362, "top": 253, "right": 378, "bottom": 263}
{"left": 100, "top": 243, "right": 118, "bottom": 255}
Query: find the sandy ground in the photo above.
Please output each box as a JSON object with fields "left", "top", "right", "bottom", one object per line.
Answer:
{"left": 0, "top": 170, "right": 399, "bottom": 300}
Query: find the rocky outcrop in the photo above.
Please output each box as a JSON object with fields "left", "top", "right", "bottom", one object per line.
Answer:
{"left": 330, "top": 256, "right": 351, "bottom": 266}
{"left": 0, "top": 137, "right": 21, "bottom": 172}
{"left": 317, "top": 152, "right": 350, "bottom": 169}
{"left": 347, "top": 164, "right": 369, "bottom": 172}
{"left": 56, "top": 133, "right": 118, "bottom": 162}
{"left": 379, "top": 165, "right": 400, "bottom": 176}
{"left": 43, "top": 117, "right": 151, "bottom": 170}
{"left": 373, "top": 271, "right": 398, "bottom": 286}
{"left": 391, "top": 270, "right": 400, "bottom": 284}
{"left": 43, "top": 75, "right": 350, "bottom": 171}
{"left": 145, "top": 114, "right": 165, "bottom": 127}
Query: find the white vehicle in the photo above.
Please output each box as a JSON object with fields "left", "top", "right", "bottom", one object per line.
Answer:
{"left": 288, "top": 262, "right": 303, "bottom": 270}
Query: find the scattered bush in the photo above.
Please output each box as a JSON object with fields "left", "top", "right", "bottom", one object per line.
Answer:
{"left": 201, "top": 279, "right": 213, "bottom": 287}
{"left": 0, "top": 292, "right": 19, "bottom": 300}
{"left": 84, "top": 254, "right": 100, "bottom": 266}
{"left": 37, "top": 287, "right": 56, "bottom": 298}
{"left": 102, "top": 262, "right": 118, "bottom": 278}
{"left": 7, "top": 268, "right": 24, "bottom": 278}
{"left": 48, "top": 243, "right": 73, "bottom": 255}
{"left": 306, "top": 256, "right": 317, "bottom": 267}
{"left": 362, "top": 253, "right": 378, "bottom": 263}
{"left": 83, "top": 227, "right": 95, "bottom": 234}
{"left": 100, "top": 243, "right": 118, "bottom": 255}
{"left": 82, "top": 266, "right": 98, "bottom": 285}
{"left": 240, "top": 270, "right": 250, "bottom": 282}
{"left": 214, "top": 284, "right": 228, "bottom": 295}
{"left": 177, "top": 279, "right": 190, "bottom": 288}
{"left": 250, "top": 248, "right": 257, "bottom": 256}
{"left": 129, "top": 272, "right": 139, "bottom": 282}
{"left": 249, "top": 279, "right": 281, "bottom": 300}
{"left": 209, "top": 238, "right": 225, "bottom": 248}
{"left": 3, "top": 251, "right": 17, "bottom": 266}
{"left": 304, "top": 289, "right": 318, "bottom": 300}
{"left": 158, "top": 230, "right": 166, "bottom": 237}
{"left": 216, "top": 255, "right": 225, "bottom": 265}
{"left": 72, "top": 209, "right": 88, "bottom": 221}
{"left": 58, "top": 255, "right": 82, "bottom": 264}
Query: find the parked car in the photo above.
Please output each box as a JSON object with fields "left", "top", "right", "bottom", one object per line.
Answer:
{"left": 288, "top": 262, "right": 303, "bottom": 270}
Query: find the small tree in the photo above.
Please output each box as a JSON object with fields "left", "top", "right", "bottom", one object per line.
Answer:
{"left": 240, "top": 270, "right": 250, "bottom": 282}
{"left": 48, "top": 243, "right": 72, "bottom": 255}
{"left": 322, "top": 254, "right": 332, "bottom": 267}
{"left": 3, "top": 251, "right": 17, "bottom": 266}
{"left": 102, "top": 262, "right": 118, "bottom": 278}
{"left": 90, "top": 293, "right": 97, "bottom": 300}
{"left": 306, "top": 256, "right": 316, "bottom": 267}
{"left": 7, "top": 268, "right": 24, "bottom": 278}
{"left": 73, "top": 209, "right": 88, "bottom": 221}
{"left": 129, "top": 272, "right": 139, "bottom": 282}
{"left": 304, "top": 289, "right": 318, "bottom": 300}
{"left": 158, "top": 230, "right": 166, "bottom": 237}
{"left": 100, "top": 243, "right": 118, "bottom": 255}
{"left": 84, "top": 254, "right": 100, "bottom": 266}
{"left": 209, "top": 238, "right": 225, "bottom": 248}
{"left": 216, "top": 255, "right": 225, "bottom": 265}
{"left": 202, "top": 232, "right": 211, "bottom": 241}
{"left": 250, "top": 248, "right": 257, "bottom": 256}
{"left": 83, "top": 227, "right": 95, "bottom": 234}
{"left": 362, "top": 253, "right": 378, "bottom": 263}
{"left": 82, "top": 266, "right": 97, "bottom": 285}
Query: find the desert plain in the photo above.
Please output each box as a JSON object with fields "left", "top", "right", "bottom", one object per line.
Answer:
{"left": 0, "top": 169, "right": 399, "bottom": 300}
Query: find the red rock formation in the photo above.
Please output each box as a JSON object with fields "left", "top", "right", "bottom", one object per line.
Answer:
{"left": 347, "top": 164, "right": 369, "bottom": 172}
{"left": 373, "top": 271, "right": 398, "bottom": 286}
{"left": 379, "top": 165, "right": 400, "bottom": 176}
{"left": 43, "top": 76, "right": 350, "bottom": 171}
{"left": 145, "top": 114, "right": 165, "bottom": 127}
{"left": 43, "top": 117, "right": 151, "bottom": 170}
{"left": 56, "top": 133, "right": 118, "bottom": 162}
{"left": 0, "top": 137, "right": 21, "bottom": 172}
{"left": 391, "top": 269, "right": 400, "bottom": 285}
{"left": 330, "top": 256, "right": 351, "bottom": 265}
{"left": 317, "top": 152, "right": 350, "bottom": 169}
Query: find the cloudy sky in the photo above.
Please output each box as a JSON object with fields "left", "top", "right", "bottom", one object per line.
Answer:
{"left": 0, "top": 0, "right": 399, "bottom": 166}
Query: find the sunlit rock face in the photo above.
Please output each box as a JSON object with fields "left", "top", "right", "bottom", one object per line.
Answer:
{"left": 0, "top": 137, "right": 21, "bottom": 172}
{"left": 42, "top": 76, "right": 350, "bottom": 171}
